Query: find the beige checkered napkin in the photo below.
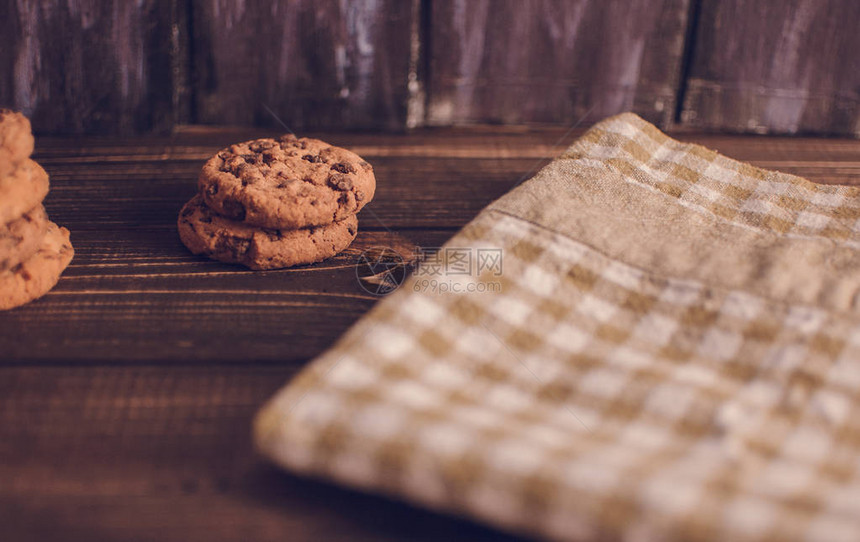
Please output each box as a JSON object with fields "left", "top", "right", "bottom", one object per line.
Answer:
{"left": 255, "top": 113, "right": 860, "bottom": 542}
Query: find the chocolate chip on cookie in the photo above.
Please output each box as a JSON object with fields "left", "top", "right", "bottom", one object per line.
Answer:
{"left": 198, "top": 136, "right": 375, "bottom": 229}
{"left": 177, "top": 195, "right": 358, "bottom": 270}
{"left": 0, "top": 111, "right": 73, "bottom": 310}
{"left": 0, "top": 221, "right": 74, "bottom": 311}
{"left": 0, "top": 160, "right": 50, "bottom": 226}
{"left": 0, "top": 205, "right": 49, "bottom": 272}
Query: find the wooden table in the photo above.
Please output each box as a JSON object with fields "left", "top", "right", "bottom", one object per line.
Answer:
{"left": 3, "top": 126, "right": 860, "bottom": 541}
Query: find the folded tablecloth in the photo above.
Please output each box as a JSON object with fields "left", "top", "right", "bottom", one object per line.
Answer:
{"left": 255, "top": 113, "right": 860, "bottom": 542}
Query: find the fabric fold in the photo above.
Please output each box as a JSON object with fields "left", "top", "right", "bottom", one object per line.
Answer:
{"left": 255, "top": 113, "right": 860, "bottom": 542}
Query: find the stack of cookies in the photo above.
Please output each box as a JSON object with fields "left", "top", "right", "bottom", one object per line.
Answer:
{"left": 179, "top": 135, "right": 375, "bottom": 270}
{"left": 0, "top": 110, "right": 74, "bottom": 311}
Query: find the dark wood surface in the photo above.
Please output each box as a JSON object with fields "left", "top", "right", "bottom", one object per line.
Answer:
{"left": 4, "top": 0, "right": 859, "bottom": 137}
{"left": 425, "top": 0, "right": 690, "bottom": 127}
{"left": 192, "top": 0, "right": 414, "bottom": 131}
{"left": 0, "top": 0, "right": 188, "bottom": 135}
{"left": 681, "top": 0, "right": 860, "bottom": 136}
{"left": 2, "top": 127, "right": 860, "bottom": 541}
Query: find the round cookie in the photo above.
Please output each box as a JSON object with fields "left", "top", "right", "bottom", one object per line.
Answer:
{"left": 0, "top": 221, "right": 74, "bottom": 311}
{"left": 0, "top": 160, "right": 50, "bottom": 225}
{"left": 178, "top": 195, "right": 358, "bottom": 270}
{"left": 0, "top": 205, "right": 48, "bottom": 272}
{"left": 0, "top": 109, "right": 35, "bottom": 178}
{"left": 198, "top": 135, "right": 375, "bottom": 229}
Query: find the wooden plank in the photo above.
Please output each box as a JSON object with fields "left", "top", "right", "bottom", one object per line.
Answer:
{"left": 192, "top": 1, "right": 413, "bottom": 131}
{"left": 30, "top": 125, "right": 860, "bottom": 162}
{"left": 30, "top": 127, "right": 588, "bottom": 232}
{"left": 0, "top": 365, "right": 524, "bottom": 542}
{"left": 3, "top": 130, "right": 860, "bottom": 540}
{"left": 681, "top": 0, "right": 860, "bottom": 137}
{"left": 0, "top": 229, "right": 449, "bottom": 365}
{"left": 425, "top": 0, "right": 690, "bottom": 128}
{"left": 32, "top": 128, "right": 860, "bottom": 233}
{"left": 2, "top": 128, "right": 860, "bottom": 366}
{"left": 0, "top": 0, "right": 188, "bottom": 135}
{"left": 38, "top": 156, "right": 546, "bottom": 231}
{"left": 0, "top": 127, "right": 591, "bottom": 365}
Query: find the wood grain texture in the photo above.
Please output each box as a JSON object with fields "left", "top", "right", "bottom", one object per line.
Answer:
{"left": 0, "top": 228, "right": 451, "bottom": 365}
{"left": 2, "top": 128, "right": 860, "bottom": 541}
{"left": 0, "top": 366, "right": 524, "bottom": 542}
{"left": 681, "top": 0, "right": 860, "bottom": 136}
{"left": 3, "top": 126, "right": 860, "bottom": 366}
{"left": 425, "top": 0, "right": 690, "bottom": 127}
{"left": 193, "top": 0, "right": 413, "bottom": 131}
{"left": 0, "top": 0, "right": 188, "bottom": 135}
{"left": 1, "top": 127, "right": 582, "bottom": 365}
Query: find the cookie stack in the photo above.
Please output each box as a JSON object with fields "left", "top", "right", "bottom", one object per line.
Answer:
{"left": 179, "top": 135, "right": 375, "bottom": 270}
{"left": 0, "top": 110, "right": 74, "bottom": 311}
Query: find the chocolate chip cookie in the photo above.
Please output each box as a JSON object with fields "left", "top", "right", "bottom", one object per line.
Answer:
{"left": 178, "top": 195, "right": 358, "bottom": 270}
{"left": 0, "top": 160, "right": 50, "bottom": 225}
{"left": 198, "top": 136, "right": 375, "bottom": 229}
{"left": 0, "top": 205, "right": 48, "bottom": 272}
{"left": 0, "top": 221, "right": 74, "bottom": 311}
{"left": 0, "top": 109, "right": 35, "bottom": 178}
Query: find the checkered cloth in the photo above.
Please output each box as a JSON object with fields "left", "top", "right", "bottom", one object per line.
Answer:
{"left": 255, "top": 113, "right": 860, "bottom": 542}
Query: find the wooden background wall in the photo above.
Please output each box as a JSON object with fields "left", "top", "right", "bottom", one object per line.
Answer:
{"left": 1, "top": 0, "right": 858, "bottom": 137}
